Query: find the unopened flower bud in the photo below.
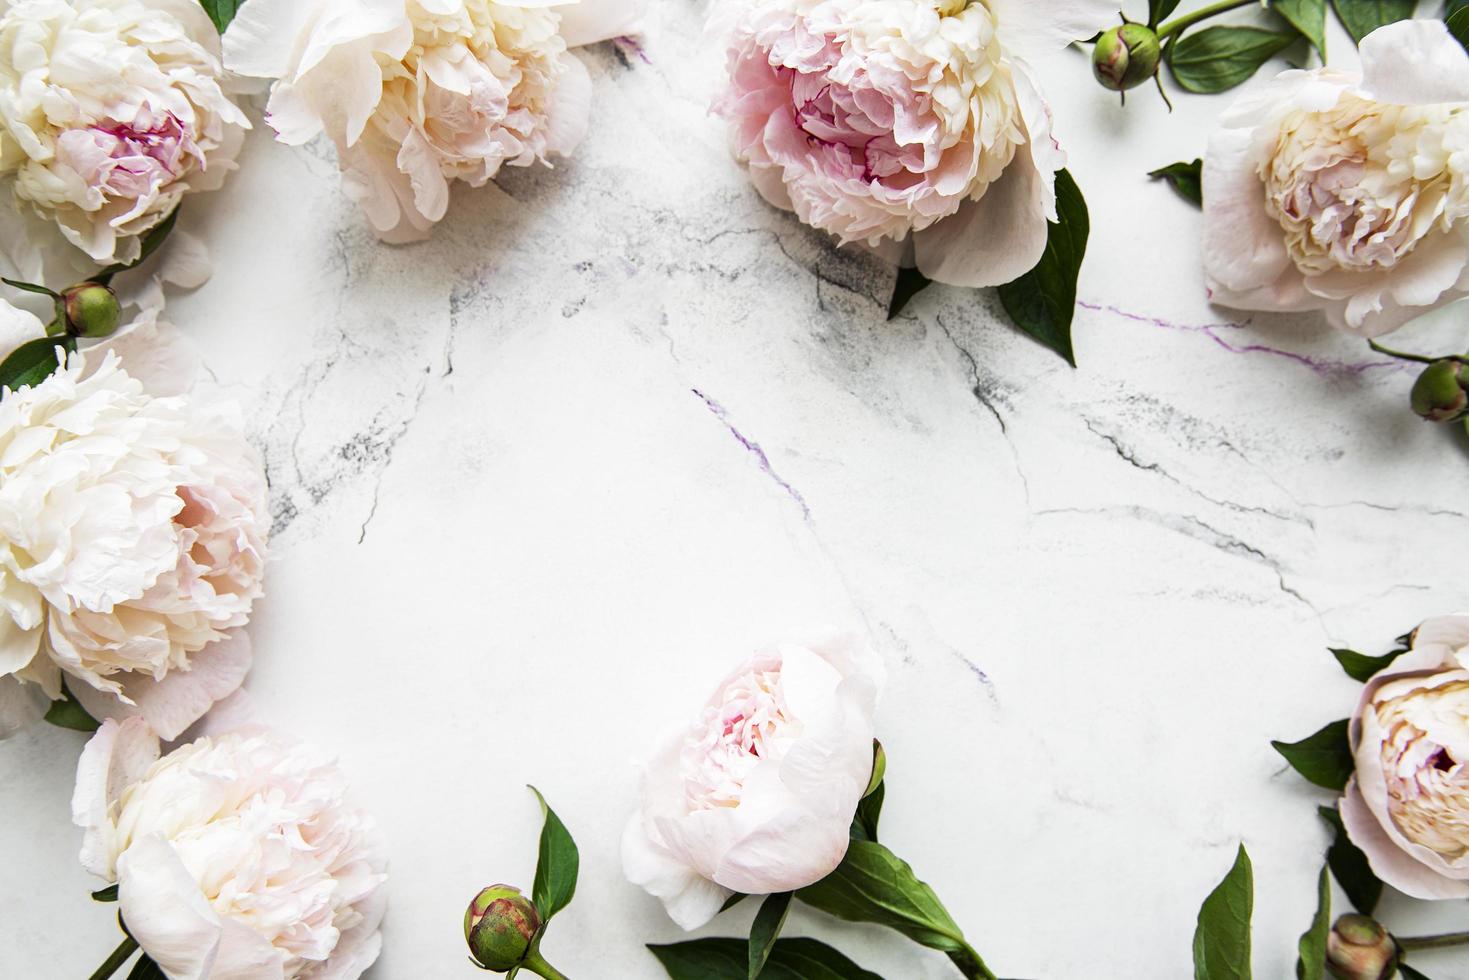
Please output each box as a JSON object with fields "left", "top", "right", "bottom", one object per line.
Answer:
{"left": 1409, "top": 359, "right": 1469, "bottom": 422}
{"left": 1092, "top": 24, "right": 1161, "bottom": 92}
{"left": 61, "top": 283, "right": 121, "bottom": 339}
{"left": 1326, "top": 915, "right": 1399, "bottom": 980}
{"left": 465, "top": 885, "right": 540, "bottom": 972}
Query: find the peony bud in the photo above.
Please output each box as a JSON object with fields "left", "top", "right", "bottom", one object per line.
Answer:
{"left": 61, "top": 283, "right": 121, "bottom": 338}
{"left": 1410, "top": 359, "right": 1469, "bottom": 422}
{"left": 465, "top": 885, "right": 541, "bottom": 972}
{"left": 1092, "top": 24, "right": 1161, "bottom": 92}
{"left": 1326, "top": 915, "right": 1399, "bottom": 980}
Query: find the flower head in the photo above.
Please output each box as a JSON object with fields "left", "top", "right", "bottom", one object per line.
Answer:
{"left": 0, "top": 0, "right": 249, "bottom": 264}
{"left": 622, "top": 630, "right": 883, "bottom": 930}
{"left": 0, "top": 351, "right": 267, "bottom": 739}
{"left": 465, "top": 884, "right": 540, "bottom": 972}
{"left": 74, "top": 717, "right": 388, "bottom": 980}
{"left": 1203, "top": 19, "right": 1469, "bottom": 337}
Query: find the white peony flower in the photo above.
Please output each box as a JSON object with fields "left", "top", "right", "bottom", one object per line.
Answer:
{"left": 0, "top": 350, "right": 267, "bottom": 740}
{"left": 0, "top": 0, "right": 250, "bottom": 266}
{"left": 1342, "top": 615, "right": 1469, "bottom": 899}
{"left": 74, "top": 717, "right": 388, "bottom": 979}
{"left": 714, "top": 0, "right": 1113, "bottom": 286}
{"left": 622, "top": 629, "right": 883, "bottom": 930}
{"left": 222, "top": 0, "right": 648, "bottom": 243}
{"left": 1203, "top": 20, "right": 1469, "bottom": 337}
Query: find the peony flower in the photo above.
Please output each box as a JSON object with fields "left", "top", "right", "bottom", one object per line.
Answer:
{"left": 222, "top": 0, "right": 647, "bottom": 243}
{"left": 713, "top": 0, "right": 1112, "bottom": 286}
{"left": 622, "top": 630, "right": 883, "bottom": 929}
{"left": 1203, "top": 20, "right": 1469, "bottom": 337}
{"left": 1341, "top": 614, "right": 1469, "bottom": 899}
{"left": 74, "top": 717, "right": 387, "bottom": 979}
{"left": 0, "top": 350, "right": 267, "bottom": 740}
{"left": 0, "top": 0, "right": 250, "bottom": 265}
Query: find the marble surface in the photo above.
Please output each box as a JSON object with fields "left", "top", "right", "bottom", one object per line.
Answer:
{"left": 6, "top": 4, "right": 1469, "bottom": 978}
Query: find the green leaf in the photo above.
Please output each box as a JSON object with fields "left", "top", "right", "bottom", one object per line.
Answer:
{"left": 1330, "top": 647, "right": 1404, "bottom": 683}
{"left": 527, "top": 786, "right": 578, "bottom": 923}
{"left": 0, "top": 277, "right": 58, "bottom": 299}
{"left": 1169, "top": 27, "right": 1298, "bottom": 94}
{"left": 1331, "top": 0, "right": 1416, "bottom": 43}
{"left": 720, "top": 893, "right": 749, "bottom": 914}
{"left": 996, "top": 168, "right": 1088, "bottom": 367}
{"left": 887, "top": 266, "right": 931, "bottom": 320}
{"left": 126, "top": 956, "right": 167, "bottom": 980}
{"left": 851, "top": 780, "right": 885, "bottom": 843}
{"left": 1272, "top": 719, "right": 1354, "bottom": 791}
{"left": 92, "top": 884, "right": 119, "bottom": 903}
{"left": 1193, "top": 845, "right": 1253, "bottom": 980}
{"left": 649, "top": 937, "right": 884, "bottom": 980}
{"left": 0, "top": 335, "right": 74, "bottom": 396}
{"left": 1295, "top": 865, "right": 1330, "bottom": 980}
{"left": 1272, "top": 0, "right": 1327, "bottom": 57}
{"left": 197, "top": 0, "right": 240, "bottom": 34}
{"left": 1448, "top": 6, "right": 1469, "bottom": 51}
{"left": 748, "top": 892, "right": 792, "bottom": 979}
{"left": 1317, "top": 806, "right": 1382, "bottom": 915}
{"left": 1150, "top": 0, "right": 1184, "bottom": 27}
{"left": 796, "top": 840, "right": 995, "bottom": 980}
{"left": 1399, "top": 966, "right": 1434, "bottom": 980}
{"left": 42, "top": 675, "right": 99, "bottom": 732}
{"left": 1149, "top": 160, "right": 1203, "bottom": 207}
{"left": 95, "top": 207, "right": 180, "bottom": 285}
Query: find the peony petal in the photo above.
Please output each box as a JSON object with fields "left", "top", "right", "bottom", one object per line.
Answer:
{"left": 621, "top": 816, "right": 732, "bottom": 931}
{"left": 988, "top": 0, "right": 1117, "bottom": 57}
{"left": 1340, "top": 782, "right": 1469, "bottom": 899}
{"left": 210, "top": 918, "right": 286, "bottom": 980}
{"left": 716, "top": 809, "right": 851, "bottom": 894}
{"left": 543, "top": 53, "right": 593, "bottom": 157}
{"left": 72, "top": 717, "right": 160, "bottom": 879}
{"left": 1201, "top": 128, "right": 1291, "bottom": 294}
{"left": 553, "top": 0, "right": 650, "bottom": 48}
{"left": 0, "top": 298, "right": 45, "bottom": 359}
{"left": 0, "top": 612, "right": 42, "bottom": 678}
{"left": 117, "top": 835, "right": 227, "bottom": 980}
{"left": 1358, "top": 19, "right": 1469, "bottom": 106}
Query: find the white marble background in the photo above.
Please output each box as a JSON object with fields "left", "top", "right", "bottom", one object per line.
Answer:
{"left": 6, "top": 3, "right": 1469, "bottom": 978}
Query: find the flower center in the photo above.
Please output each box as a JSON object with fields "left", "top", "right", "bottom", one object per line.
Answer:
{"left": 55, "top": 110, "right": 200, "bottom": 202}
{"left": 680, "top": 660, "right": 799, "bottom": 811}
{"left": 1375, "top": 680, "right": 1469, "bottom": 859}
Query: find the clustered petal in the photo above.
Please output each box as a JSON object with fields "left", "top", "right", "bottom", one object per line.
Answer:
{"left": 0, "top": 0, "right": 249, "bottom": 264}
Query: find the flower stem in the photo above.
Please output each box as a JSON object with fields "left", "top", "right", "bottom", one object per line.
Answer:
{"left": 1399, "top": 930, "right": 1469, "bottom": 951}
{"left": 88, "top": 936, "right": 139, "bottom": 980}
{"left": 946, "top": 945, "right": 998, "bottom": 980}
{"left": 1156, "top": 0, "right": 1256, "bottom": 39}
{"left": 521, "top": 950, "right": 570, "bottom": 980}
{"left": 1367, "top": 339, "right": 1469, "bottom": 365}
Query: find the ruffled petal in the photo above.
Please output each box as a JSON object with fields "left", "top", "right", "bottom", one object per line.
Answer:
{"left": 1358, "top": 19, "right": 1469, "bottom": 106}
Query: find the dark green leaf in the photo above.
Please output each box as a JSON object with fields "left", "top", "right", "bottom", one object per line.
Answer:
{"left": 720, "top": 893, "right": 749, "bottom": 914}
{"left": 1295, "top": 865, "right": 1329, "bottom": 980}
{"left": 1272, "top": 0, "right": 1327, "bottom": 56}
{"left": 796, "top": 840, "right": 994, "bottom": 979}
{"left": 887, "top": 266, "right": 931, "bottom": 320}
{"left": 1330, "top": 647, "right": 1404, "bottom": 683}
{"left": 1317, "top": 806, "right": 1382, "bottom": 914}
{"left": 1399, "top": 966, "right": 1433, "bottom": 980}
{"left": 1332, "top": 0, "right": 1416, "bottom": 43}
{"left": 748, "top": 892, "right": 792, "bottom": 979}
{"left": 42, "top": 675, "right": 98, "bottom": 732}
{"left": 1, "top": 277, "right": 58, "bottom": 299}
{"left": 528, "top": 786, "right": 578, "bottom": 923}
{"left": 1450, "top": 0, "right": 1469, "bottom": 15}
{"left": 996, "top": 169, "right": 1088, "bottom": 366}
{"left": 197, "top": 0, "right": 240, "bottom": 34}
{"left": 1149, "top": 160, "right": 1203, "bottom": 207}
{"left": 649, "top": 938, "right": 884, "bottom": 980}
{"left": 1272, "top": 719, "right": 1353, "bottom": 791}
{"left": 1193, "top": 845, "right": 1253, "bottom": 980}
{"left": 1150, "top": 0, "right": 1184, "bottom": 27}
{"left": 1448, "top": 7, "right": 1469, "bottom": 51}
{"left": 1169, "top": 27, "right": 1298, "bottom": 93}
{"left": 96, "top": 208, "right": 180, "bottom": 285}
{"left": 851, "top": 781, "right": 885, "bottom": 843}
{"left": 92, "top": 885, "right": 119, "bottom": 903}
{"left": 126, "top": 956, "right": 167, "bottom": 980}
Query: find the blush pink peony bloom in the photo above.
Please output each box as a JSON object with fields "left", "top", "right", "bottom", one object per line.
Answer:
{"left": 622, "top": 630, "right": 883, "bottom": 929}
{"left": 714, "top": 0, "right": 1112, "bottom": 286}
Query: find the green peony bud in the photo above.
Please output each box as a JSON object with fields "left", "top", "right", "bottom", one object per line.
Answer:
{"left": 1409, "top": 359, "right": 1469, "bottom": 422}
{"left": 61, "top": 283, "right": 121, "bottom": 339}
{"left": 465, "top": 885, "right": 541, "bottom": 972}
{"left": 1092, "top": 24, "right": 1161, "bottom": 92}
{"left": 1326, "top": 915, "right": 1399, "bottom": 980}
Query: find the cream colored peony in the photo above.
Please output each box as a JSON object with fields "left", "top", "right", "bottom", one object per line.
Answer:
{"left": 74, "top": 717, "right": 388, "bottom": 979}
{"left": 1342, "top": 615, "right": 1469, "bottom": 898}
{"left": 222, "top": 0, "right": 647, "bottom": 243}
{"left": 0, "top": 350, "right": 267, "bottom": 740}
{"left": 1204, "top": 20, "right": 1469, "bottom": 337}
{"left": 622, "top": 630, "right": 882, "bottom": 930}
{"left": 714, "top": 0, "right": 1113, "bottom": 286}
{"left": 0, "top": 0, "right": 249, "bottom": 265}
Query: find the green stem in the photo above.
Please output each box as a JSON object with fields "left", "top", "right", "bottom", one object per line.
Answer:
{"left": 1156, "top": 0, "right": 1256, "bottom": 39}
{"left": 1367, "top": 339, "right": 1469, "bottom": 365}
{"left": 88, "top": 936, "right": 139, "bottom": 980}
{"left": 946, "top": 944, "right": 998, "bottom": 980}
{"left": 1398, "top": 930, "right": 1469, "bottom": 952}
{"left": 520, "top": 950, "right": 570, "bottom": 980}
